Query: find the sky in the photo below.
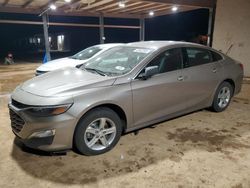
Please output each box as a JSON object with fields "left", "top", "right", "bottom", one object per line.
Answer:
{"left": 0, "top": 9, "right": 209, "bottom": 59}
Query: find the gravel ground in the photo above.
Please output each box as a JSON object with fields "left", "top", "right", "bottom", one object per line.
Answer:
{"left": 0, "top": 63, "right": 250, "bottom": 188}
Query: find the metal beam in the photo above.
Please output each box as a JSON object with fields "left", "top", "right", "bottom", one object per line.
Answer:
{"left": 144, "top": 6, "right": 196, "bottom": 18}
{"left": 133, "top": 5, "right": 172, "bottom": 14}
{"left": 119, "top": 2, "right": 155, "bottom": 13}
{"left": 137, "top": 0, "right": 215, "bottom": 8}
{"left": 0, "top": 19, "right": 140, "bottom": 29}
{"left": 42, "top": 14, "right": 51, "bottom": 62}
{"left": 139, "top": 18, "right": 145, "bottom": 41}
{"left": 59, "top": 0, "right": 81, "bottom": 10}
{"left": 40, "top": 0, "right": 59, "bottom": 11}
{"left": 71, "top": 0, "right": 104, "bottom": 11}
{"left": 0, "top": 6, "right": 140, "bottom": 18}
{"left": 82, "top": 0, "right": 114, "bottom": 11}
{"left": 99, "top": 14, "right": 105, "bottom": 44}
{"left": 128, "top": 4, "right": 170, "bottom": 14}
{"left": 2, "top": 0, "right": 10, "bottom": 7}
{"left": 207, "top": 7, "right": 216, "bottom": 47}
{"left": 104, "top": 1, "right": 142, "bottom": 13}
{"left": 22, "top": 0, "right": 34, "bottom": 8}
{"left": 95, "top": 2, "right": 119, "bottom": 11}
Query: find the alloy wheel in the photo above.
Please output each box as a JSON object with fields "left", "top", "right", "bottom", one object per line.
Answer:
{"left": 217, "top": 86, "right": 231, "bottom": 109}
{"left": 84, "top": 118, "right": 117, "bottom": 151}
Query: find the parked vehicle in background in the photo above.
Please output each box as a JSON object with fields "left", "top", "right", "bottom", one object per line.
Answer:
{"left": 9, "top": 41, "right": 243, "bottom": 155}
{"left": 35, "top": 43, "right": 122, "bottom": 76}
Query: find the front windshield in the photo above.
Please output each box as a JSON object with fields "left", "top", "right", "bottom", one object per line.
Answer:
{"left": 83, "top": 46, "right": 153, "bottom": 76}
{"left": 71, "top": 46, "right": 102, "bottom": 60}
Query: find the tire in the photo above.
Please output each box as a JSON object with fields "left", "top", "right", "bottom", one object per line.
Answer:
{"left": 74, "top": 107, "right": 122, "bottom": 155}
{"left": 211, "top": 81, "right": 233, "bottom": 112}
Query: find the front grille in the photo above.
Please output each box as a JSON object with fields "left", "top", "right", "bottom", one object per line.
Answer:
{"left": 9, "top": 109, "right": 25, "bottom": 133}
{"left": 12, "top": 99, "right": 31, "bottom": 109}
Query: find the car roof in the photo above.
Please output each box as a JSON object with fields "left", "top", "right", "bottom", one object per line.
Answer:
{"left": 127, "top": 41, "right": 205, "bottom": 50}
{"left": 95, "top": 43, "right": 124, "bottom": 49}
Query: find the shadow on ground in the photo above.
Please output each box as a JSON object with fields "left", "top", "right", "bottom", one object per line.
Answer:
{"left": 11, "top": 112, "right": 250, "bottom": 186}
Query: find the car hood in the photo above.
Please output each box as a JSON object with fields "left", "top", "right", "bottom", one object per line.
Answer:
{"left": 21, "top": 68, "right": 116, "bottom": 97}
{"left": 37, "top": 57, "right": 87, "bottom": 72}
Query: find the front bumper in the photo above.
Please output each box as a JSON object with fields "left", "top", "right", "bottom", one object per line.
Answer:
{"left": 14, "top": 133, "right": 55, "bottom": 150}
{"left": 8, "top": 102, "right": 78, "bottom": 152}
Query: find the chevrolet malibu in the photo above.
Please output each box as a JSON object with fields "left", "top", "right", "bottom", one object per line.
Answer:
{"left": 9, "top": 41, "right": 243, "bottom": 155}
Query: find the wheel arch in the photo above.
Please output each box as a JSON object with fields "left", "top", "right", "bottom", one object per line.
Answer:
{"left": 75, "top": 103, "right": 127, "bottom": 133}
{"left": 209, "top": 78, "right": 236, "bottom": 108}
{"left": 223, "top": 78, "right": 235, "bottom": 95}
{"left": 73, "top": 103, "right": 127, "bottom": 155}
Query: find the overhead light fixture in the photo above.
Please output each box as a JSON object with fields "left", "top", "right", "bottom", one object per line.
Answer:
{"left": 118, "top": 1, "right": 125, "bottom": 8}
{"left": 49, "top": 4, "right": 57, "bottom": 10}
{"left": 172, "top": 6, "right": 178, "bottom": 12}
{"left": 38, "top": 2, "right": 57, "bottom": 16}
{"left": 64, "top": 0, "right": 71, "bottom": 2}
{"left": 149, "top": 11, "right": 154, "bottom": 16}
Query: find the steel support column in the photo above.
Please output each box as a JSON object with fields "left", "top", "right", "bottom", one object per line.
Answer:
{"left": 99, "top": 14, "right": 105, "bottom": 44}
{"left": 42, "top": 13, "right": 51, "bottom": 61}
{"left": 207, "top": 8, "right": 214, "bottom": 47}
{"left": 139, "top": 18, "right": 145, "bottom": 41}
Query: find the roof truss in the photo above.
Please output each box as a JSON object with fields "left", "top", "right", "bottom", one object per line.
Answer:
{"left": 0, "top": 0, "right": 216, "bottom": 18}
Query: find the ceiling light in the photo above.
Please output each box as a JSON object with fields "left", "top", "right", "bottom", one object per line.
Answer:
{"left": 172, "top": 6, "right": 178, "bottom": 12}
{"left": 149, "top": 11, "right": 154, "bottom": 16}
{"left": 49, "top": 4, "right": 57, "bottom": 10}
{"left": 118, "top": 1, "right": 125, "bottom": 8}
{"left": 64, "top": 0, "right": 71, "bottom": 2}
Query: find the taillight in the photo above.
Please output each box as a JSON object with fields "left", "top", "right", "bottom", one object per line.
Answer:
{"left": 239, "top": 63, "right": 244, "bottom": 70}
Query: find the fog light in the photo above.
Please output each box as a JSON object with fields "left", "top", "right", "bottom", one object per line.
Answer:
{"left": 29, "top": 129, "right": 56, "bottom": 138}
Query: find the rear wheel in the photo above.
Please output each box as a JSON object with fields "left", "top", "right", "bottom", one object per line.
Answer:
{"left": 211, "top": 82, "right": 233, "bottom": 112}
{"left": 74, "top": 107, "right": 122, "bottom": 155}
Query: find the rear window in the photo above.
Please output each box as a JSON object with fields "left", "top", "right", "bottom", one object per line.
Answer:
{"left": 184, "top": 47, "right": 213, "bottom": 68}
{"left": 211, "top": 51, "right": 223, "bottom": 61}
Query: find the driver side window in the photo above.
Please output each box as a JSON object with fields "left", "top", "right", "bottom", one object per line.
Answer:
{"left": 146, "top": 48, "right": 183, "bottom": 74}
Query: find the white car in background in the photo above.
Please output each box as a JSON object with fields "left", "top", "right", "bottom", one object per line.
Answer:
{"left": 36, "top": 43, "right": 122, "bottom": 76}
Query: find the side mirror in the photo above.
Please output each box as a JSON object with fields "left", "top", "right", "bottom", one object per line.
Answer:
{"left": 139, "top": 66, "right": 159, "bottom": 80}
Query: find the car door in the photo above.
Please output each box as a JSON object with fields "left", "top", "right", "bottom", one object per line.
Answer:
{"left": 131, "top": 48, "right": 188, "bottom": 127}
{"left": 181, "top": 47, "right": 224, "bottom": 109}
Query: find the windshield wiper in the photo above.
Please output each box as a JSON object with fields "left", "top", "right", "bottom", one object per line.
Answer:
{"left": 84, "top": 68, "right": 107, "bottom": 76}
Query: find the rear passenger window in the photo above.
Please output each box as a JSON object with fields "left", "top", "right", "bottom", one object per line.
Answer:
{"left": 211, "top": 51, "right": 223, "bottom": 61}
{"left": 184, "top": 48, "right": 213, "bottom": 68}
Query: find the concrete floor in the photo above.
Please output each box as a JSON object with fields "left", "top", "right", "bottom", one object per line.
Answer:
{"left": 0, "top": 63, "right": 250, "bottom": 188}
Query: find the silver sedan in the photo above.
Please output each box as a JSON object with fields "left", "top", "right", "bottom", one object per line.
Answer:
{"left": 9, "top": 41, "right": 244, "bottom": 155}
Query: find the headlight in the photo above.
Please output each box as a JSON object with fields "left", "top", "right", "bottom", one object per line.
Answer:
{"left": 25, "top": 104, "right": 72, "bottom": 117}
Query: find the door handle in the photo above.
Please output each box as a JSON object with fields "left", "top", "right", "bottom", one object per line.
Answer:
{"left": 212, "top": 68, "right": 217, "bottom": 73}
{"left": 177, "top": 76, "right": 184, "bottom": 81}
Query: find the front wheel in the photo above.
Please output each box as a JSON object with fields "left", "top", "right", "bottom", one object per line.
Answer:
{"left": 74, "top": 107, "right": 122, "bottom": 155}
{"left": 211, "top": 82, "right": 233, "bottom": 112}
